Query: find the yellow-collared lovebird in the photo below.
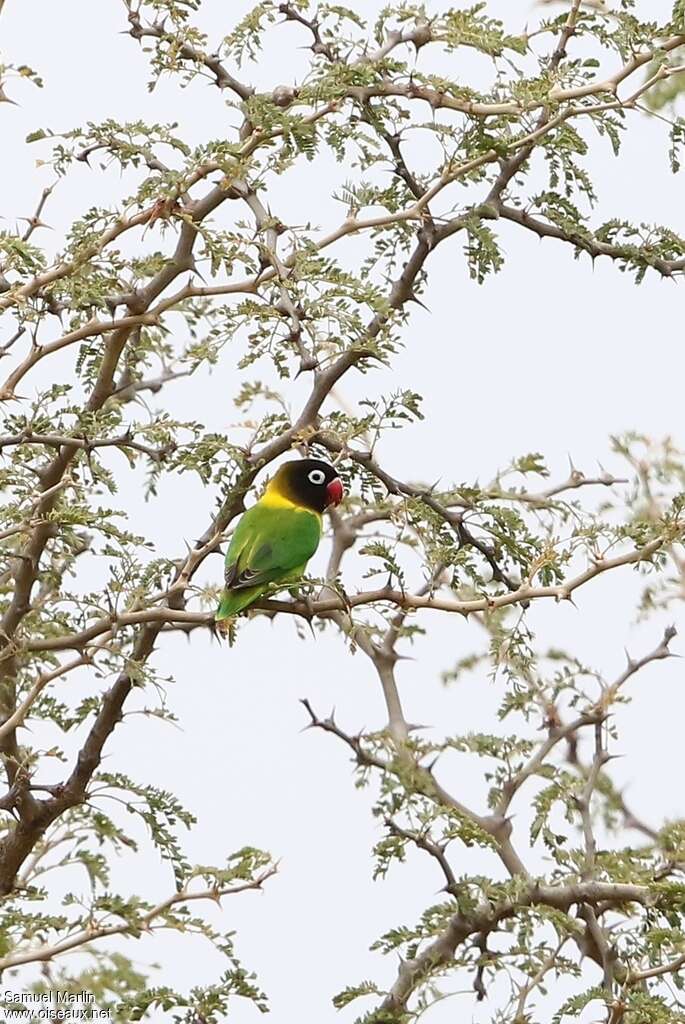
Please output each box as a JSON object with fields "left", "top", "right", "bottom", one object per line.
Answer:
{"left": 215, "top": 459, "right": 344, "bottom": 622}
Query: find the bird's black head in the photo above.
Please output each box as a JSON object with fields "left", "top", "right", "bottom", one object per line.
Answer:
{"left": 270, "top": 459, "right": 344, "bottom": 513}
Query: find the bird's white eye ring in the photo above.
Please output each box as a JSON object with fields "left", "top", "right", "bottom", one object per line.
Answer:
{"left": 308, "top": 469, "right": 326, "bottom": 485}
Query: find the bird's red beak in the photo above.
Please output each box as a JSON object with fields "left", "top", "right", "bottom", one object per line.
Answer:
{"left": 325, "top": 477, "right": 344, "bottom": 508}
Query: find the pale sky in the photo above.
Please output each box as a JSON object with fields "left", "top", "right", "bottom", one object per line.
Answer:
{"left": 1, "top": 1, "right": 684, "bottom": 1021}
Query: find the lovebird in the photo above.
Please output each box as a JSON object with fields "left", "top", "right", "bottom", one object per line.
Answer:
{"left": 215, "top": 458, "right": 344, "bottom": 622}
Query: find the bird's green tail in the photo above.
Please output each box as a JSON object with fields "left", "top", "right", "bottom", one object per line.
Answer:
{"left": 215, "top": 584, "right": 266, "bottom": 622}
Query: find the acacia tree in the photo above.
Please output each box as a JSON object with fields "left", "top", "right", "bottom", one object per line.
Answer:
{"left": 1, "top": 0, "right": 685, "bottom": 1020}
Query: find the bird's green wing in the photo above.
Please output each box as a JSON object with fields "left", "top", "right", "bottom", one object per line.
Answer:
{"left": 217, "top": 504, "right": 321, "bottom": 619}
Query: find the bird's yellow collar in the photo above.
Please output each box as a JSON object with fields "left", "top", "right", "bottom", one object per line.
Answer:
{"left": 260, "top": 484, "right": 298, "bottom": 509}
{"left": 260, "top": 481, "right": 321, "bottom": 519}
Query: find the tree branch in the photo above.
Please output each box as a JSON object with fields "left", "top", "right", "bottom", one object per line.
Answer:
{"left": 0, "top": 865, "right": 276, "bottom": 970}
